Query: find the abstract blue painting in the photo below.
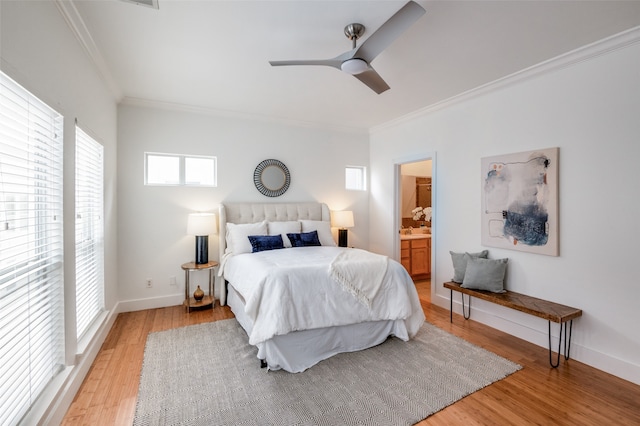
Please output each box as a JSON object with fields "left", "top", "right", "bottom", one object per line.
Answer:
{"left": 481, "top": 148, "right": 559, "bottom": 256}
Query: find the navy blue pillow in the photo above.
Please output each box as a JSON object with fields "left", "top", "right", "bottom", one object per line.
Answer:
{"left": 287, "top": 230, "right": 321, "bottom": 247}
{"left": 247, "top": 235, "right": 284, "bottom": 253}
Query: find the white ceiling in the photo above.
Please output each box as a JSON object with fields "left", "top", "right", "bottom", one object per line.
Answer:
{"left": 68, "top": 0, "right": 640, "bottom": 130}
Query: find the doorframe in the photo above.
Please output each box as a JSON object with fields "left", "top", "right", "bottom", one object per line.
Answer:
{"left": 393, "top": 152, "right": 436, "bottom": 299}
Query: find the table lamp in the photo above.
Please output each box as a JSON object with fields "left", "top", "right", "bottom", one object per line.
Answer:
{"left": 187, "top": 213, "right": 217, "bottom": 264}
{"left": 332, "top": 210, "right": 354, "bottom": 247}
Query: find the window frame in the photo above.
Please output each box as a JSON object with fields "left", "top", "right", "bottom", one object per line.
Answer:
{"left": 144, "top": 152, "right": 217, "bottom": 187}
{"left": 345, "top": 165, "right": 367, "bottom": 191}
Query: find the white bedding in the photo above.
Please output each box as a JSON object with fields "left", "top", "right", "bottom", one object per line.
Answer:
{"left": 329, "top": 248, "right": 388, "bottom": 308}
{"left": 223, "top": 246, "right": 425, "bottom": 346}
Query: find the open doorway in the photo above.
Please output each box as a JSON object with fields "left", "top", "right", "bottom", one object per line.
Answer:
{"left": 395, "top": 156, "right": 434, "bottom": 304}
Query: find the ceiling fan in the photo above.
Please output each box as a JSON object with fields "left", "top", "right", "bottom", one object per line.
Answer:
{"left": 269, "top": 1, "right": 426, "bottom": 94}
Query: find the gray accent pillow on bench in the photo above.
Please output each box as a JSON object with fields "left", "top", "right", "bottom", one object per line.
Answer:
{"left": 461, "top": 256, "right": 508, "bottom": 293}
{"left": 450, "top": 250, "right": 489, "bottom": 283}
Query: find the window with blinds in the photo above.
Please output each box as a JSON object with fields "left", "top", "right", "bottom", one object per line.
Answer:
{"left": 75, "top": 126, "right": 104, "bottom": 341}
{"left": 0, "top": 72, "right": 65, "bottom": 425}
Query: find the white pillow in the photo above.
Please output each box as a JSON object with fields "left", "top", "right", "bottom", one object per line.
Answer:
{"left": 225, "top": 221, "right": 268, "bottom": 254}
{"left": 268, "top": 221, "right": 301, "bottom": 248}
{"left": 300, "top": 220, "right": 336, "bottom": 247}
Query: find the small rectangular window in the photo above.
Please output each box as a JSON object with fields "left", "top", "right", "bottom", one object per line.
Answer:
{"left": 146, "top": 154, "right": 180, "bottom": 185}
{"left": 185, "top": 156, "right": 216, "bottom": 186}
{"left": 144, "top": 152, "right": 216, "bottom": 186}
{"left": 345, "top": 166, "right": 367, "bottom": 191}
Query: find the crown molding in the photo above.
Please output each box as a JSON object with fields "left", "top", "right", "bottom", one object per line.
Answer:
{"left": 54, "top": 0, "right": 123, "bottom": 101}
{"left": 371, "top": 25, "right": 640, "bottom": 134}
{"left": 120, "top": 96, "right": 369, "bottom": 135}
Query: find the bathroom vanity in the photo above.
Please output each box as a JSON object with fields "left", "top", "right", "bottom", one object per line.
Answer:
{"left": 400, "top": 233, "right": 431, "bottom": 279}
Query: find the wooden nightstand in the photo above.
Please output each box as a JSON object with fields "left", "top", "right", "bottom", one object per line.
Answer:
{"left": 181, "top": 260, "right": 218, "bottom": 312}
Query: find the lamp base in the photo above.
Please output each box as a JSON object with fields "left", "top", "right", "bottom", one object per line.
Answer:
{"left": 195, "top": 235, "right": 209, "bottom": 264}
{"left": 338, "top": 229, "right": 348, "bottom": 248}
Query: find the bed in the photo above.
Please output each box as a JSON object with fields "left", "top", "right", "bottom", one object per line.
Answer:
{"left": 218, "top": 202, "right": 425, "bottom": 372}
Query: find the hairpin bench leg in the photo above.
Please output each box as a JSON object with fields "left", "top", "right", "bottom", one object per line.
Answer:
{"left": 449, "top": 289, "right": 471, "bottom": 321}
{"left": 461, "top": 293, "right": 471, "bottom": 320}
{"left": 549, "top": 320, "right": 573, "bottom": 368}
{"left": 565, "top": 320, "right": 573, "bottom": 360}
{"left": 449, "top": 289, "right": 472, "bottom": 321}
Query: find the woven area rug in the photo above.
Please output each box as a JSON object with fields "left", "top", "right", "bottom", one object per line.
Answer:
{"left": 134, "top": 319, "right": 521, "bottom": 425}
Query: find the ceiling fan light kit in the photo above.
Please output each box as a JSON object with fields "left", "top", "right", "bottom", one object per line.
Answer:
{"left": 341, "top": 58, "right": 368, "bottom": 75}
{"left": 269, "top": 1, "right": 426, "bottom": 94}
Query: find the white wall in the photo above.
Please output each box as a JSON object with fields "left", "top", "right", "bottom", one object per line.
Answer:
{"left": 1, "top": 1, "right": 118, "bottom": 423}
{"left": 369, "top": 33, "right": 640, "bottom": 384}
{"left": 117, "top": 103, "right": 369, "bottom": 309}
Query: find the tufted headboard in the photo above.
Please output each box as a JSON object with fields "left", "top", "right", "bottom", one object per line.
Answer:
{"left": 217, "top": 202, "right": 331, "bottom": 306}
{"left": 218, "top": 202, "right": 331, "bottom": 258}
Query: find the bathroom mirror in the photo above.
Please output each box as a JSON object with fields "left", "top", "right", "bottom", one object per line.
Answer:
{"left": 416, "top": 177, "right": 432, "bottom": 209}
{"left": 253, "top": 159, "right": 290, "bottom": 197}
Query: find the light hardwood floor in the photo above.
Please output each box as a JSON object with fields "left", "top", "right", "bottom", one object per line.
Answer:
{"left": 62, "top": 281, "right": 640, "bottom": 425}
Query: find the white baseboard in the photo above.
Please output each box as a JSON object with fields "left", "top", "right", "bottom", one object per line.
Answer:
{"left": 117, "top": 293, "right": 184, "bottom": 312}
{"left": 433, "top": 293, "right": 640, "bottom": 386}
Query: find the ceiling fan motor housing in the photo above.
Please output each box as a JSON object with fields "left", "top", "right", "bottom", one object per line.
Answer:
{"left": 344, "top": 23, "right": 365, "bottom": 41}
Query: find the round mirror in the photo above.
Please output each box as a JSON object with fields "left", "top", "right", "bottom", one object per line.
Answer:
{"left": 262, "top": 165, "right": 286, "bottom": 190}
{"left": 254, "top": 159, "right": 290, "bottom": 197}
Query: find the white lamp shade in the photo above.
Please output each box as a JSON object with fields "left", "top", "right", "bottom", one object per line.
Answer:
{"left": 331, "top": 210, "right": 354, "bottom": 228}
{"left": 187, "top": 213, "right": 217, "bottom": 236}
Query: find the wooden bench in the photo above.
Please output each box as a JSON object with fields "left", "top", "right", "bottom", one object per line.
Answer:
{"left": 443, "top": 281, "right": 582, "bottom": 368}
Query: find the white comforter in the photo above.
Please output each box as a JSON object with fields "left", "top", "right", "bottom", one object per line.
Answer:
{"left": 223, "top": 246, "right": 425, "bottom": 345}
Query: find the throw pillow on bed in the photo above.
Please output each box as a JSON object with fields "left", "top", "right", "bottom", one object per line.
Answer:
{"left": 449, "top": 250, "right": 489, "bottom": 283}
{"left": 287, "top": 231, "right": 322, "bottom": 247}
{"left": 248, "top": 234, "right": 285, "bottom": 253}
{"left": 226, "top": 221, "right": 268, "bottom": 254}
{"left": 267, "top": 221, "right": 301, "bottom": 248}
{"left": 299, "top": 220, "right": 336, "bottom": 246}
{"left": 461, "top": 256, "right": 508, "bottom": 293}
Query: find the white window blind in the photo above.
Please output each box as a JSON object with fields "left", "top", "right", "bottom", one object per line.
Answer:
{"left": 0, "top": 72, "right": 64, "bottom": 426}
{"left": 75, "top": 126, "right": 104, "bottom": 340}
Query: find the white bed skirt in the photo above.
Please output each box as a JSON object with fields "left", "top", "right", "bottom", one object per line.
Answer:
{"left": 227, "top": 284, "right": 411, "bottom": 373}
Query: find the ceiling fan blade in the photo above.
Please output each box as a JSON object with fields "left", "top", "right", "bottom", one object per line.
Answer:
{"left": 354, "top": 1, "right": 426, "bottom": 63}
{"left": 269, "top": 58, "right": 342, "bottom": 69}
{"left": 353, "top": 67, "right": 390, "bottom": 94}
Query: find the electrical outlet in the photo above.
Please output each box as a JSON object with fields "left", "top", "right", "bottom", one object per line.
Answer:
{"left": 169, "top": 276, "right": 176, "bottom": 286}
{"left": 146, "top": 278, "right": 152, "bottom": 288}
